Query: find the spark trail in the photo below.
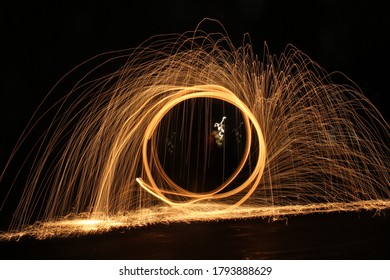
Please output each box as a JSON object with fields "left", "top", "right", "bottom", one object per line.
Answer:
{"left": 1, "top": 21, "right": 389, "bottom": 239}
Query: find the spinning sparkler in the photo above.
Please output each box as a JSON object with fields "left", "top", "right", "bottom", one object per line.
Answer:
{"left": 1, "top": 20, "right": 389, "bottom": 239}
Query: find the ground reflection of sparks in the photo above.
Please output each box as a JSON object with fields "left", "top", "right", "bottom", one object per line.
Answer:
{"left": 0, "top": 20, "right": 389, "bottom": 239}
{"left": 1, "top": 200, "right": 389, "bottom": 240}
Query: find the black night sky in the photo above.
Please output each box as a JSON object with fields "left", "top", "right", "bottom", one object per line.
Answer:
{"left": 2, "top": 1, "right": 389, "bottom": 152}
{"left": 1, "top": 1, "right": 389, "bottom": 158}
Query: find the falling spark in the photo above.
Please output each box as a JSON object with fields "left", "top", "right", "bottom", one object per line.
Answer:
{"left": 0, "top": 20, "right": 389, "bottom": 240}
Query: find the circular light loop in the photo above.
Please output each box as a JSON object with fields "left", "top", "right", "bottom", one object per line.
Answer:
{"left": 136, "top": 84, "right": 267, "bottom": 208}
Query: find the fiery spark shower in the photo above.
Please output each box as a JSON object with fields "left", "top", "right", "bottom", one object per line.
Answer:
{"left": 1, "top": 22, "right": 389, "bottom": 239}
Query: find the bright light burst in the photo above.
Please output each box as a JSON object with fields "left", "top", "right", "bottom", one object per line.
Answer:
{"left": 1, "top": 20, "right": 389, "bottom": 239}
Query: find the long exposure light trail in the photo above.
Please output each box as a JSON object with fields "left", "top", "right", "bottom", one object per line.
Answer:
{"left": 0, "top": 21, "right": 389, "bottom": 240}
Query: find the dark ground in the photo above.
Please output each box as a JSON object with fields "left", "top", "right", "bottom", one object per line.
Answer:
{"left": 1, "top": 210, "right": 389, "bottom": 259}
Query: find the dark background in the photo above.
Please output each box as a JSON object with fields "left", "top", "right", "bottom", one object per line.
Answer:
{"left": 0, "top": 1, "right": 389, "bottom": 228}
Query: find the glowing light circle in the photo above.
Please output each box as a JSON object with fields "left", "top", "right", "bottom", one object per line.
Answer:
{"left": 136, "top": 85, "right": 267, "bottom": 207}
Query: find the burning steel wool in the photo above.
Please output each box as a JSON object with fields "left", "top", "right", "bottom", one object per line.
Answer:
{"left": 1, "top": 21, "right": 389, "bottom": 239}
